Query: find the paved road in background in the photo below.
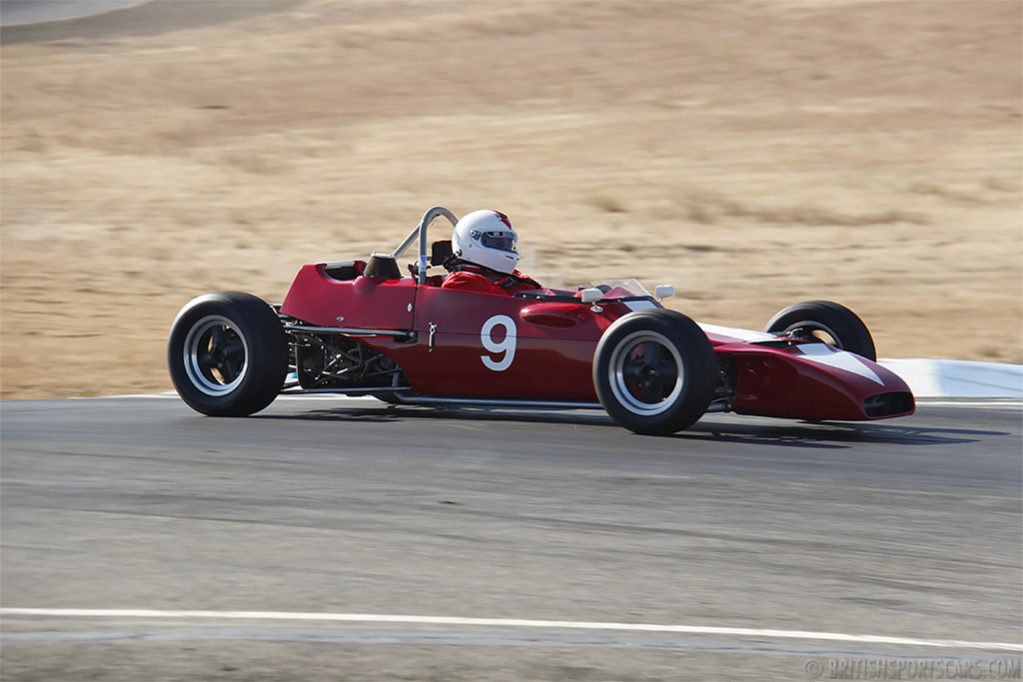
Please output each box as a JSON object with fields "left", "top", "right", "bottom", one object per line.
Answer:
{"left": 0, "top": 0, "right": 151, "bottom": 27}
{"left": 1, "top": 0, "right": 299, "bottom": 43}
{"left": 2, "top": 397, "right": 1020, "bottom": 680}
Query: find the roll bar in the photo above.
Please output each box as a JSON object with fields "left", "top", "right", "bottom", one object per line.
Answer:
{"left": 390, "top": 206, "right": 459, "bottom": 285}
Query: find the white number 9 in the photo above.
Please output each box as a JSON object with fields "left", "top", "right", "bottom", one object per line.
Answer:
{"left": 480, "top": 315, "right": 516, "bottom": 371}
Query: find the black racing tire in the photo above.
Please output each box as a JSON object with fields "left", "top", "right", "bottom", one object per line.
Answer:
{"left": 593, "top": 309, "right": 718, "bottom": 435}
{"left": 168, "top": 291, "right": 289, "bottom": 416}
{"left": 764, "top": 300, "right": 877, "bottom": 361}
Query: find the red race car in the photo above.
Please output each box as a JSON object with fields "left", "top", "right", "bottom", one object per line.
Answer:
{"left": 168, "top": 206, "right": 914, "bottom": 435}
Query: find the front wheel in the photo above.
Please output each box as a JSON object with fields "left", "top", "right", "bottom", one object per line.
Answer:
{"left": 764, "top": 300, "right": 876, "bottom": 361}
{"left": 168, "top": 291, "right": 289, "bottom": 416}
{"left": 593, "top": 309, "right": 718, "bottom": 435}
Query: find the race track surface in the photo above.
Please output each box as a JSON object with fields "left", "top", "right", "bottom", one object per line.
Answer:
{"left": 2, "top": 397, "right": 1021, "bottom": 681}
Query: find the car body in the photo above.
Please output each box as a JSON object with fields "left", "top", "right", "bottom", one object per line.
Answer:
{"left": 168, "top": 206, "right": 914, "bottom": 434}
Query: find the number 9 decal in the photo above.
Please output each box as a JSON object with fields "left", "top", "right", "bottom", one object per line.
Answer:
{"left": 481, "top": 315, "right": 516, "bottom": 371}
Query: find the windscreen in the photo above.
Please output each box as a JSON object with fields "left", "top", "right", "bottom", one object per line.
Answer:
{"left": 584, "top": 279, "right": 651, "bottom": 298}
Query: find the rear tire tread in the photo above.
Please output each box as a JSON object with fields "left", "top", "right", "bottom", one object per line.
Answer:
{"left": 168, "top": 291, "right": 289, "bottom": 416}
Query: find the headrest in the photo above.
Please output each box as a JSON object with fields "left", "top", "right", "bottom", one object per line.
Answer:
{"left": 363, "top": 253, "right": 401, "bottom": 279}
{"left": 431, "top": 240, "right": 453, "bottom": 266}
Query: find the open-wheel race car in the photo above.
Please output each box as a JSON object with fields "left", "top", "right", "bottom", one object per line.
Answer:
{"left": 168, "top": 206, "right": 914, "bottom": 435}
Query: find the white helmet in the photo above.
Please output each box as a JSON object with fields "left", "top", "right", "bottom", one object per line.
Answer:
{"left": 452, "top": 209, "right": 519, "bottom": 274}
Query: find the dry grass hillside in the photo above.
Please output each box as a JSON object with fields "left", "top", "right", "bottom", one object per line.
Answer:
{"left": 2, "top": 0, "right": 1020, "bottom": 398}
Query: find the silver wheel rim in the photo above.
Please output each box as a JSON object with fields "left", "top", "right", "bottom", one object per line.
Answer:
{"left": 608, "top": 330, "right": 685, "bottom": 416}
{"left": 182, "top": 315, "right": 249, "bottom": 396}
{"left": 783, "top": 320, "right": 843, "bottom": 348}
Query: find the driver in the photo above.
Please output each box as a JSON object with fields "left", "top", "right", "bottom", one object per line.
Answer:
{"left": 441, "top": 209, "right": 542, "bottom": 295}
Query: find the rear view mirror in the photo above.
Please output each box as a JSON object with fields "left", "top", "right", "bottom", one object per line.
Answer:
{"left": 579, "top": 288, "right": 604, "bottom": 304}
{"left": 655, "top": 285, "right": 676, "bottom": 300}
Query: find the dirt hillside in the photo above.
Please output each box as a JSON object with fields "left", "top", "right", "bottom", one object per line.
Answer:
{"left": 2, "top": 0, "right": 1020, "bottom": 398}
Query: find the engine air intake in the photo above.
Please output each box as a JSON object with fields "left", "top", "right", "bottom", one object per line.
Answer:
{"left": 863, "top": 391, "right": 914, "bottom": 418}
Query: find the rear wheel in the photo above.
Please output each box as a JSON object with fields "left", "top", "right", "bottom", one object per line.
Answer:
{"left": 593, "top": 309, "right": 718, "bottom": 435}
{"left": 764, "top": 300, "right": 876, "bottom": 360}
{"left": 168, "top": 292, "right": 289, "bottom": 416}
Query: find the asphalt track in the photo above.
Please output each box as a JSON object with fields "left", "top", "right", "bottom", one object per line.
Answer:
{"left": 2, "top": 396, "right": 1021, "bottom": 681}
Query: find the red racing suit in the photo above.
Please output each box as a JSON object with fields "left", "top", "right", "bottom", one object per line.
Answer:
{"left": 441, "top": 265, "right": 542, "bottom": 296}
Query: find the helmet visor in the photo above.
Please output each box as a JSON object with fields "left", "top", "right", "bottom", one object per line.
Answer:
{"left": 480, "top": 231, "right": 517, "bottom": 253}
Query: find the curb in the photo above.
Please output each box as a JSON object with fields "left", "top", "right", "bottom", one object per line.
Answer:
{"left": 879, "top": 359, "right": 1023, "bottom": 399}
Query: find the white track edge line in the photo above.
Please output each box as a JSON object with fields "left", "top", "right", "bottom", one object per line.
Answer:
{"left": 2, "top": 609, "right": 1019, "bottom": 652}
